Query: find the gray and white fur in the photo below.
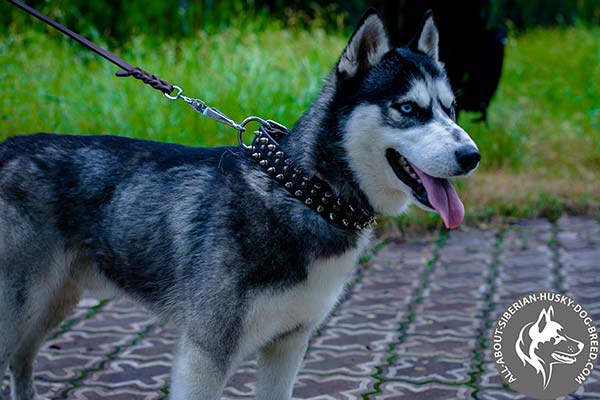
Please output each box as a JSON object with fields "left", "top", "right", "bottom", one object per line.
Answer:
{"left": 0, "top": 11, "right": 479, "bottom": 400}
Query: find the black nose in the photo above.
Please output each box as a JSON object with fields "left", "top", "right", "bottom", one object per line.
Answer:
{"left": 455, "top": 146, "right": 481, "bottom": 172}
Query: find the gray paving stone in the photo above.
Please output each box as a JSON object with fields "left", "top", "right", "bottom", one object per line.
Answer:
{"left": 67, "top": 385, "right": 164, "bottom": 400}
{"left": 396, "top": 335, "right": 479, "bottom": 359}
{"left": 302, "top": 350, "right": 387, "bottom": 376}
{"left": 84, "top": 359, "right": 171, "bottom": 391}
{"left": 1, "top": 217, "right": 599, "bottom": 399}
{"left": 118, "top": 335, "right": 175, "bottom": 363}
{"left": 34, "top": 351, "right": 106, "bottom": 381}
{"left": 292, "top": 374, "right": 372, "bottom": 399}
{"left": 222, "top": 372, "right": 374, "bottom": 400}
{"left": 310, "top": 327, "right": 398, "bottom": 353}
{"left": 381, "top": 356, "right": 474, "bottom": 384}
{"left": 408, "top": 313, "right": 480, "bottom": 338}
{"left": 43, "top": 330, "right": 140, "bottom": 356}
{"left": 68, "top": 311, "right": 157, "bottom": 334}
{"left": 324, "top": 307, "right": 407, "bottom": 331}
{"left": 377, "top": 381, "right": 474, "bottom": 399}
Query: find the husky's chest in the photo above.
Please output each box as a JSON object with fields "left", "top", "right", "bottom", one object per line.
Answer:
{"left": 242, "top": 233, "right": 371, "bottom": 351}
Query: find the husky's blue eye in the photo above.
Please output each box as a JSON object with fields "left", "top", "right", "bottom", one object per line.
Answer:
{"left": 394, "top": 103, "right": 413, "bottom": 114}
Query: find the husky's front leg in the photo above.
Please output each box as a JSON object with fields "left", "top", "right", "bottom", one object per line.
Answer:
{"left": 255, "top": 329, "right": 311, "bottom": 400}
{"left": 170, "top": 334, "right": 235, "bottom": 400}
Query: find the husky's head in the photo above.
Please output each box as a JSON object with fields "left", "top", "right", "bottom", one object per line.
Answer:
{"left": 289, "top": 10, "right": 480, "bottom": 229}
{"left": 515, "top": 306, "right": 584, "bottom": 389}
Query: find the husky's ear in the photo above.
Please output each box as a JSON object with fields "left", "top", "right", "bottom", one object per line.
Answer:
{"left": 410, "top": 10, "right": 440, "bottom": 62}
{"left": 535, "top": 307, "right": 553, "bottom": 333}
{"left": 337, "top": 9, "right": 390, "bottom": 79}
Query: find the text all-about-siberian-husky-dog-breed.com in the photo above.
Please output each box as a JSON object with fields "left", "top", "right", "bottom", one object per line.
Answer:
{"left": 0, "top": 10, "right": 479, "bottom": 400}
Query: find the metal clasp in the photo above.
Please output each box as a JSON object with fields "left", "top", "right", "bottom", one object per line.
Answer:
{"left": 238, "top": 116, "right": 268, "bottom": 150}
{"left": 163, "top": 85, "right": 183, "bottom": 100}
{"left": 164, "top": 85, "right": 245, "bottom": 131}
{"left": 162, "top": 84, "right": 285, "bottom": 151}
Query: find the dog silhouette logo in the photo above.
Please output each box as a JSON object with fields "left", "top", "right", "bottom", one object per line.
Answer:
{"left": 493, "top": 292, "right": 598, "bottom": 399}
{"left": 515, "top": 306, "right": 584, "bottom": 389}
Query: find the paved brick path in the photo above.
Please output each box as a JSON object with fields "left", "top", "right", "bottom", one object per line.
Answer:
{"left": 2, "top": 215, "right": 599, "bottom": 399}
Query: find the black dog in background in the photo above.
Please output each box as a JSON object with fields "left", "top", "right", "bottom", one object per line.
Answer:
{"left": 377, "top": 0, "right": 506, "bottom": 122}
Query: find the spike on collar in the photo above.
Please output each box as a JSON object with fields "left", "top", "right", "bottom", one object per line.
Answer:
{"left": 249, "top": 122, "right": 376, "bottom": 231}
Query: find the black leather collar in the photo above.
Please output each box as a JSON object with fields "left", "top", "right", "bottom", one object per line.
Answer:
{"left": 249, "top": 122, "right": 376, "bottom": 231}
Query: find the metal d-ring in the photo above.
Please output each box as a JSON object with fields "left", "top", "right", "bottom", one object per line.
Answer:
{"left": 238, "top": 116, "right": 269, "bottom": 150}
{"left": 163, "top": 85, "right": 183, "bottom": 100}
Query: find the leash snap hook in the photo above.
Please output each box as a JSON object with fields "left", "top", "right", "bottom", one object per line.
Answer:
{"left": 159, "top": 84, "right": 274, "bottom": 152}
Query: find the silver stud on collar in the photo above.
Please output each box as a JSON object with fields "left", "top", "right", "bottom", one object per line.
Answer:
{"left": 251, "top": 125, "right": 376, "bottom": 232}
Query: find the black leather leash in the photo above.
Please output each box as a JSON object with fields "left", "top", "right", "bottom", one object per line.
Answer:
{"left": 7, "top": 0, "right": 251, "bottom": 137}
{"left": 8, "top": 0, "right": 377, "bottom": 231}
{"left": 7, "top": 0, "right": 174, "bottom": 94}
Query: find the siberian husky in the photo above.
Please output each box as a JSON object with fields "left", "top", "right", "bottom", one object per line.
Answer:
{"left": 0, "top": 10, "right": 479, "bottom": 400}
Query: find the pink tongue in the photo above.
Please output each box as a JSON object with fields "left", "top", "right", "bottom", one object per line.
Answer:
{"left": 412, "top": 165, "right": 465, "bottom": 229}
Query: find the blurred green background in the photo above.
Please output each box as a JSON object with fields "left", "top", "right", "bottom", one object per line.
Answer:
{"left": 0, "top": 1, "right": 598, "bottom": 227}
{"left": 1, "top": 0, "right": 598, "bottom": 39}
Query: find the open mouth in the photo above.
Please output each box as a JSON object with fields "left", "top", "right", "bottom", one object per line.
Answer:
{"left": 385, "top": 149, "right": 432, "bottom": 208}
{"left": 552, "top": 352, "right": 578, "bottom": 364}
{"left": 385, "top": 148, "right": 465, "bottom": 229}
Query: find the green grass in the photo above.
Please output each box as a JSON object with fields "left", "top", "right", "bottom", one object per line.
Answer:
{"left": 1, "top": 22, "right": 598, "bottom": 225}
{"left": 463, "top": 26, "right": 600, "bottom": 172}
{"left": 0, "top": 23, "right": 343, "bottom": 145}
